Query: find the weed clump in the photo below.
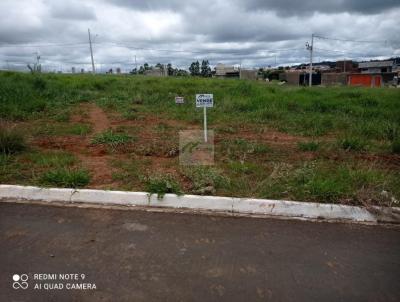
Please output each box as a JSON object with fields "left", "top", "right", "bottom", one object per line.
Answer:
{"left": 145, "top": 174, "right": 182, "bottom": 199}
{"left": 39, "top": 168, "right": 90, "bottom": 188}
{"left": 182, "top": 166, "right": 229, "bottom": 195}
{"left": 91, "top": 130, "right": 135, "bottom": 149}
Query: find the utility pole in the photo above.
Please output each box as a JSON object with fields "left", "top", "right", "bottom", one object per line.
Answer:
{"left": 88, "top": 28, "right": 95, "bottom": 74}
{"left": 306, "top": 33, "right": 314, "bottom": 87}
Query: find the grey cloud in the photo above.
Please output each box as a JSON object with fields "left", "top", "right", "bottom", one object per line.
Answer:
{"left": 106, "top": 0, "right": 184, "bottom": 11}
{"left": 48, "top": 1, "right": 97, "bottom": 20}
{"left": 0, "top": 0, "right": 398, "bottom": 71}
{"left": 243, "top": 0, "right": 400, "bottom": 16}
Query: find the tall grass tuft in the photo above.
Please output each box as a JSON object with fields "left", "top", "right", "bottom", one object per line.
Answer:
{"left": 0, "top": 128, "right": 26, "bottom": 154}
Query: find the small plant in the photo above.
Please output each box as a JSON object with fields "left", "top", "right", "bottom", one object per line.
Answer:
{"left": 340, "top": 137, "right": 367, "bottom": 151}
{"left": 39, "top": 168, "right": 90, "bottom": 188}
{"left": 145, "top": 174, "right": 182, "bottom": 199}
{"left": 0, "top": 129, "right": 26, "bottom": 154}
{"left": 91, "top": 129, "right": 135, "bottom": 148}
{"left": 69, "top": 124, "right": 92, "bottom": 136}
{"left": 298, "top": 141, "right": 319, "bottom": 152}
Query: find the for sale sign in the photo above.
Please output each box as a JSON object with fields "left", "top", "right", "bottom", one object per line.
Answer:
{"left": 175, "top": 96, "right": 184, "bottom": 104}
{"left": 196, "top": 94, "right": 213, "bottom": 108}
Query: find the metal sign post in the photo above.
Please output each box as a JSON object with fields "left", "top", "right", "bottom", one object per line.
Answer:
{"left": 196, "top": 94, "right": 213, "bottom": 143}
{"left": 203, "top": 106, "right": 207, "bottom": 142}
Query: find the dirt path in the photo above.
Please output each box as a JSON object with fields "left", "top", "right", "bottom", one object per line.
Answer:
{"left": 35, "top": 103, "right": 118, "bottom": 189}
{"left": 78, "top": 104, "right": 115, "bottom": 188}
{"left": 87, "top": 103, "right": 111, "bottom": 133}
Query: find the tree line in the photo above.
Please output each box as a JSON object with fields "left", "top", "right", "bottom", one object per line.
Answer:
{"left": 130, "top": 60, "right": 212, "bottom": 77}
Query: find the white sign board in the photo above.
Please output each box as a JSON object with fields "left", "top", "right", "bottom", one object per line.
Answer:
{"left": 175, "top": 96, "right": 184, "bottom": 104}
{"left": 196, "top": 94, "right": 213, "bottom": 108}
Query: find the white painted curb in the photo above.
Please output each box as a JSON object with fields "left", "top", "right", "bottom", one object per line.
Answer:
{"left": 0, "top": 184, "right": 393, "bottom": 223}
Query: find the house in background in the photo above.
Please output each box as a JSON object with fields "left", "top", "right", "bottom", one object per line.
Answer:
{"left": 336, "top": 60, "right": 358, "bottom": 73}
{"left": 214, "top": 63, "right": 239, "bottom": 78}
{"left": 144, "top": 67, "right": 167, "bottom": 77}
{"left": 359, "top": 61, "right": 394, "bottom": 73}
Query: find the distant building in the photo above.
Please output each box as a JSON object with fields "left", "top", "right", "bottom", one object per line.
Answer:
{"left": 239, "top": 69, "right": 258, "bottom": 80}
{"left": 71, "top": 67, "right": 76, "bottom": 74}
{"left": 358, "top": 61, "right": 394, "bottom": 73}
{"left": 348, "top": 73, "right": 383, "bottom": 87}
{"left": 336, "top": 60, "right": 356, "bottom": 73}
{"left": 284, "top": 71, "right": 321, "bottom": 86}
{"left": 321, "top": 73, "right": 348, "bottom": 86}
{"left": 214, "top": 64, "right": 239, "bottom": 78}
{"left": 144, "top": 67, "right": 167, "bottom": 77}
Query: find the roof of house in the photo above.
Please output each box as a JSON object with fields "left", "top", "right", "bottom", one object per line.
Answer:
{"left": 358, "top": 61, "right": 393, "bottom": 68}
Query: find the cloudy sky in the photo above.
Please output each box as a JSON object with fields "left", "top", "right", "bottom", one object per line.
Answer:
{"left": 0, "top": 0, "right": 399, "bottom": 72}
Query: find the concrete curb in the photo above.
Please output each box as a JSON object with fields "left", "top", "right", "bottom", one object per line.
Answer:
{"left": 0, "top": 184, "right": 396, "bottom": 224}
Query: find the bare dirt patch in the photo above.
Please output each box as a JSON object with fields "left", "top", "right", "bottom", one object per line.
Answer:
{"left": 34, "top": 103, "right": 118, "bottom": 188}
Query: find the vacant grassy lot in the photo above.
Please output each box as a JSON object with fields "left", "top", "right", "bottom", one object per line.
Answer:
{"left": 1, "top": 71, "right": 399, "bottom": 205}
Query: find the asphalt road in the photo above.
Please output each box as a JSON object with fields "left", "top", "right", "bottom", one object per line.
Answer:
{"left": 1, "top": 201, "right": 399, "bottom": 302}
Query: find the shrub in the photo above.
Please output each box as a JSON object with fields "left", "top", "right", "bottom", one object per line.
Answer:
{"left": 39, "top": 168, "right": 90, "bottom": 188}
{"left": 298, "top": 141, "right": 319, "bottom": 152}
{"left": 32, "top": 77, "right": 47, "bottom": 91}
{"left": 145, "top": 174, "right": 182, "bottom": 199}
{"left": 0, "top": 129, "right": 26, "bottom": 154}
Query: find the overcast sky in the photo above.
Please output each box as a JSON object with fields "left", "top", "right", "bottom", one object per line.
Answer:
{"left": 0, "top": 0, "right": 399, "bottom": 72}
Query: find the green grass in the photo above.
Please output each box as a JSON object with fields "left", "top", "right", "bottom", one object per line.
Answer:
{"left": 33, "top": 123, "right": 92, "bottom": 136}
{"left": 28, "top": 151, "right": 76, "bottom": 168}
{"left": 1, "top": 71, "right": 399, "bottom": 205}
{"left": 39, "top": 168, "right": 90, "bottom": 188}
{"left": 339, "top": 137, "right": 367, "bottom": 151}
{"left": 0, "top": 128, "right": 26, "bottom": 154}
{"left": 257, "top": 161, "right": 399, "bottom": 205}
{"left": 91, "top": 129, "right": 135, "bottom": 148}
{"left": 1, "top": 72, "right": 399, "bottom": 144}
{"left": 298, "top": 141, "right": 320, "bottom": 152}
{"left": 392, "top": 139, "right": 400, "bottom": 154}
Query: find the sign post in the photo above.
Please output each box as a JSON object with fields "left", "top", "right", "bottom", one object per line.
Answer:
{"left": 196, "top": 94, "right": 213, "bottom": 142}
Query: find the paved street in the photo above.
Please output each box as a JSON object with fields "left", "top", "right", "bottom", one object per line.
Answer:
{"left": 0, "top": 201, "right": 399, "bottom": 302}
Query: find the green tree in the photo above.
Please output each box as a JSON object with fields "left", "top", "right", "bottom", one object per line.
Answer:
{"left": 167, "top": 63, "right": 174, "bottom": 76}
{"left": 189, "top": 61, "right": 200, "bottom": 76}
{"left": 201, "top": 60, "right": 212, "bottom": 77}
